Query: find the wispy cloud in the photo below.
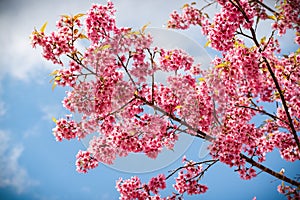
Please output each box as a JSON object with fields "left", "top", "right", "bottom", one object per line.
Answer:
{"left": 40, "top": 104, "right": 64, "bottom": 121}
{"left": 0, "top": 0, "right": 184, "bottom": 82}
{"left": 0, "top": 130, "right": 39, "bottom": 193}
{"left": 0, "top": 0, "right": 97, "bottom": 82}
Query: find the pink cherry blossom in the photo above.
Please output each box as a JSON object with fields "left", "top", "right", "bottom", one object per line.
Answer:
{"left": 75, "top": 150, "right": 98, "bottom": 173}
{"left": 31, "top": 0, "right": 300, "bottom": 199}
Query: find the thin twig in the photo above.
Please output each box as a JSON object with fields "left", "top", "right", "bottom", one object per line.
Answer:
{"left": 235, "top": 104, "right": 289, "bottom": 125}
{"left": 117, "top": 54, "right": 136, "bottom": 87}
{"left": 166, "top": 159, "right": 218, "bottom": 180}
{"left": 67, "top": 54, "right": 96, "bottom": 75}
{"left": 147, "top": 48, "right": 155, "bottom": 104}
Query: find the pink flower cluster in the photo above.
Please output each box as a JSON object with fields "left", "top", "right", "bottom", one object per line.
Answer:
{"left": 86, "top": 2, "right": 117, "bottom": 43}
{"left": 52, "top": 118, "right": 79, "bottom": 141}
{"left": 31, "top": 15, "right": 82, "bottom": 65}
{"left": 147, "top": 174, "right": 167, "bottom": 194}
{"left": 167, "top": 75, "right": 213, "bottom": 133}
{"left": 88, "top": 135, "right": 127, "bottom": 165}
{"left": 173, "top": 160, "right": 208, "bottom": 195}
{"left": 159, "top": 49, "right": 194, "bottom": 72}
{"left": 130, "top": 49, "right": 151, "bottom": 83}
{"left": 75, "top": 150, "right": 98, "bottom": 173}
{"left": 272, "top": 0, "right": 300, "bottom": 36}
{"left": 167, "top": 4, "right": 202, "bottom": 29}
{"left": 168, "top": 1, "right": 255, "bottom": 51}
{"left": 54, "top": 60, "right": 82, "bottom": 87}
{"left": 106, "top": 114, "right": 178, "bottom": 159}
{"left": 116, "top": 175, "right": 166, "bottom": 200}
{"left": 277, "top": 184, "right": 300, "bottom": 200}
{"left": 206, "top": 32, "right": 300, "bottom": 181}
{"left": 32, "top": 1, "right": 300, "bottom": 199}
{"left": 116, "top": 160, "right": 208, "bottom": 199}
{"left": 203, "top": 1, "right": 255, "bottom": 51}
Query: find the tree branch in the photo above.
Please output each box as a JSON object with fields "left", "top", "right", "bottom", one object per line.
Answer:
{"left": 135, "top": 95, "right": 300, "bottom": 187}
{"left": 235, "top": 104, "right": 289, "bottom": 125}
{"left": 240, "top": 154, "right": 300, "bottom": 187}
{"left": 166, "top": 159, "right": 218, "bottom": 180}
{"left": 230, "top": 0, "right": 300, "bottom": 157}
{"left": 262, "top": 57, "right": 300, "bottom": 151}
{"left": 253, "top": 0, "right": 278, "bottom": 15}
{"left": 117, "top": 54, "right": 136, "bottom": 87}
{"left": 134, "top": 94, "right": 214, "bottom": 140}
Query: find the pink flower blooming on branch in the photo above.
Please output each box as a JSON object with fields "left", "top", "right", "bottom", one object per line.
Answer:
{"left": 173, "top": 160, "right": 208, "bottom": 195}
{"left": 31, "top": 0, "right": 300, "bottom": 199}
{"left": 75, "top": 150, "right": 98, "bottom": 173}
{"left": 116, "top": 174, "right": 167, "bottom": 199}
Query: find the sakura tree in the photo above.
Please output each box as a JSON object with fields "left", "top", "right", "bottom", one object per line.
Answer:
{"left": 31, "top": 0, "right": 300, "bottom": 199}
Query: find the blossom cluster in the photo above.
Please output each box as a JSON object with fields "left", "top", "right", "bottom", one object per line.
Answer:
{"left": 52, "top": 118, "right": 79, "bottom": 141}
{"left": 277, "top": 184, "right": 300, "bottom": 200}
{"left": 159, "top": 49, "right": 194, "bottom": 72}
{"left": 272, "top": 0, "right": 300, "bottom": 36}
{"left": 173, "top": 160, "right": 208, "bottom": 195}
{"left": 168, "top": 1, "right": 255, "bottom": 51}
{"left": 116, "top": 175, "right": 166, "bottom": 200}
{"left": 86, "top": 2, "right": 117, "bottom": 44}
{"left": 167, "top": 4, "right": 202, "bottom": 29}
{"left": 31, "top": 14, "right": 82, "bottom": 65}
{"left": 116, "top": 159, "right": 208, "bottom": 199}
{"left": 31, "top": 0, "right": 300, "bottom": 199}
{"left": 75, "top": 150, "right": 98, "bottom": 173}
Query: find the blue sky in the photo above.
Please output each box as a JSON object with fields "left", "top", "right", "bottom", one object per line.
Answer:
{"left": 0, "top": 0, "right": 299, "bottom": 200}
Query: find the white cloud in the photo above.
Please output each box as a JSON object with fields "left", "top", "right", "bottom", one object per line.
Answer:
{"left": 0, "top": 130, "right": 39, "bottom": 193}
{"left": 0, "top": 0, "right": 185, "bottom": 82}
{"left": 23, "top": 124, "right": 41, "bottom": 139}
{"left": 0, "top": 0, "right": 296, "bottom": 83}
{"left": 0, "top": 0, "right": 96, "bottom": 82}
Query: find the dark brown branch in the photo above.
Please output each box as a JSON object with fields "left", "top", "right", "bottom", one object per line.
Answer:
{"left": 230, "top": 0, "right": 300, "bottom": 156}
{"left": 236, "top": 27, "right": 253, "bottom": 40}
{"left": 262, "top": 30, "right": 275, "bottom": 51}
{"left": 134, "top": 94, "right": 214, "bottom": 140}
{"left": 235, "top": 104, "right": 289, "bottom": 125}
{"left": 135, "top": 95, "right": 300, "bottom": 187}
{"left": 199, "top": 1, "right": 216, "bottom": 12}
{"left": 253, "top": 0, "right": 278, "bottom": 14}
{"left": 197, "top": 159, "right": 219, "bottom": 180}
{"left": 240, "top": 154, "right": 300, "bottom": 187}
{"left": 262, "top": 57, "right": 300, "bottom": 151}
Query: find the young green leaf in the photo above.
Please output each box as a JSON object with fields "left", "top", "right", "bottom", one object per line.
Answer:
{"left": 79, "top": 33, "right": 88, "bottom": 40}
{"left": 198, "top": 77, "right": 205, "bottom": 82}
{"left": 141, "top": 22, "right": 151, "bottom": 33}
{"left": 52, "top": 82, "right": 57, "bottom": 91}
{"left": 73, "top": 13, "right": 85, "bottom": 20}
{"left": 204, "top": 40, "right": 211, "bottom": 48}
{"left": 100, "top": 44, "right": 111, "bottom": 50}
{"left": 40, "top": 22, "right": 48, "bottom": 33}
{"left": 52, "top": 117, "right": 57, "bottom": 123}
